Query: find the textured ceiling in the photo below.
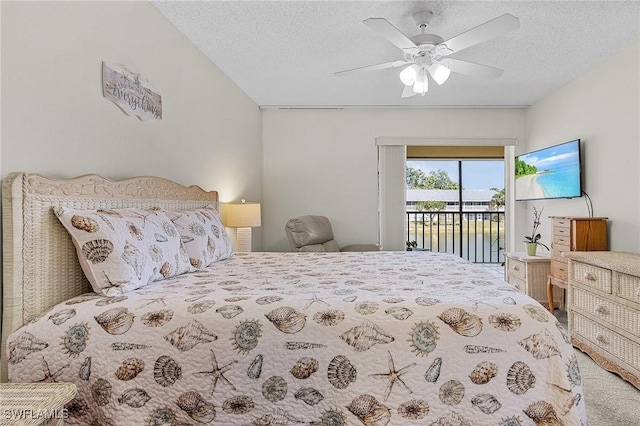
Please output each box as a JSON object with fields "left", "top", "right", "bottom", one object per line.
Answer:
{"left": 152, "top": 1, "right": 640, "bottom": 108}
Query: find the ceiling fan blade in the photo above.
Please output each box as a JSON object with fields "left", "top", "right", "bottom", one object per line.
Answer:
{"left": 438, "top": 13, "right": 519, "bottom": 54}
{"left": 401, "top": 85, "right": 416, "bottom": 98}
{"left": 363, "top": 18, "right": 418, "bottom": 52}
{"left": 334, "top": 60, "right": 409, "bottom": 77}
{"left": 447, "top": 59, "right": 504, "bottom": 80}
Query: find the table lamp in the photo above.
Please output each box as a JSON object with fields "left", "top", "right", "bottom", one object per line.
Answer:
{"left": 225, "top": 200, "right": 261, "bottom": 252}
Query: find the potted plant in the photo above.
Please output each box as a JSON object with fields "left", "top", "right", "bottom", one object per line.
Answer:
{"left": 524, "top": 207, "right": 550, "bottom": 256}
{"left": 406, "top": 240, "right": 417, "bottom": 251}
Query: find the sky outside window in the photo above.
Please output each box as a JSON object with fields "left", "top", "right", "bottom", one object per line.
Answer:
{"left": 408, "top": 160, "right": 504, "bottom": 190}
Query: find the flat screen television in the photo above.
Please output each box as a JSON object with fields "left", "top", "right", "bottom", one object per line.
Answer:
{"left": 515, "top": 139, "right": 582, "bottom": 201}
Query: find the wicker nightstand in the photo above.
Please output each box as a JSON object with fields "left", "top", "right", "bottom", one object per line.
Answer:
{"left": 505, "top": 252, "right": 562, "bottom": 310}
{"left": 0, "top": 383, "right": 76, "bottom": 426}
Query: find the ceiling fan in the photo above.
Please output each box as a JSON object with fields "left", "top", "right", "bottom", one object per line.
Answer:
{"left": 335, "top": 11, "right": 520, "bottom": 98}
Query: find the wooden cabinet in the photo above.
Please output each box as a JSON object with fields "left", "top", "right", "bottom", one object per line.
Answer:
{"left": 565, "top": 251, "right": 640, "bottom": 389}
{"left": 505, "top": 252, "right": 560, "bottom": 309}
{"left": 548, "top": 217, "right": 608, "bottom": 308}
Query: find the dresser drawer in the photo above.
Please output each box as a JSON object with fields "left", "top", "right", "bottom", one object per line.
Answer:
{"left": 572, "top": 312, "right": 640, "bottom": 372}
{"left": 508, "top": 276, "right": 525, "bottom": 292}
{"left": 615, "top": 272, "right": 640, "bottom": 304}
{"left": 571, "top": 262, "right": 612, "bottom": 293}
{"left": 554, "top": 226, "right": 571, "bottom": 237}
{"left": 551, "top": 246, "right": 569, "bottom": 263}
{"left": 553, "top": 234, "right": 570, "bottom": 246}
{"left": 506, "top": 258, "right": 526, "bottom": 280}
{"left": 550, "top": 261, "right": 568, "bottom": 281}
{"left": 553, "top": 218, "right": 572, "bottom": 229}
{"left": 571, "top": 287, "right": 640, "bottom": 337}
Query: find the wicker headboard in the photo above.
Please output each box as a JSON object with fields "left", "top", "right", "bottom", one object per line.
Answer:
{"left": 1, "top": 172, "right": 218, "bottom": 381}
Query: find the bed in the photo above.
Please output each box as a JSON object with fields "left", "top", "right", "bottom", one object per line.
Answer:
{"left": 2, "top": 173, "right": 587, "bottom": 425}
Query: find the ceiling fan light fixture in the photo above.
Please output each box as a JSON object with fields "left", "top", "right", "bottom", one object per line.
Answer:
{"left": 399, "top": 64, "right": 418, "bottom": 86}
{"left": 412, "top": 66, "right": 429, "bottom": 95}
{"left": 429, "top": 62, "right": 451, "bottom": 85}
{"left": 337, "top": 12, "right": 520, "bottom": 99}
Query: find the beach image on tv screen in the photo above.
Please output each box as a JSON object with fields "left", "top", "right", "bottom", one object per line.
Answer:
{"left": 515, "top": 140, "right": 581, "bottom": 200}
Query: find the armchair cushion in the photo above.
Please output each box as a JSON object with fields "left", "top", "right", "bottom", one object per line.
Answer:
{"left": 298, "top": 241, "right": 341, "bottom": 252}
{"left": 340, "top": 243, "right": 382, "bottom": 252}
{"left": 285, "top": 215, "right": 381, "bottom": 252}
{"left": 286, "top": 215, "right": 338, "bottom": 252}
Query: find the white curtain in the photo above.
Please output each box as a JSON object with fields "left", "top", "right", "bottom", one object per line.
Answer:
{"left": 378, "top": 145, "right": 407, "bottom": 251}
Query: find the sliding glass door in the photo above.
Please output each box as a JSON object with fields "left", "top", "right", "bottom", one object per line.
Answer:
{"left": 406, "top": 159, "right": 505, "bottom": 263}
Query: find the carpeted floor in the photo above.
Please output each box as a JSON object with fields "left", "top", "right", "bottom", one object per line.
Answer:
{"left": 556, "top": 311, "right": 640, "bottom": 426}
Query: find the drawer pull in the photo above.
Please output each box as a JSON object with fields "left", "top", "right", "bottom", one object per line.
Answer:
{"left": 595, "top": 332, "right": 609, "bottom": 345}
{"left": 635, "top": 287, "right": 640, "bottom": 298}
{"left": 513, "top": 266, "right": 520, "bottom": 271}
{"left": 594, "top": 305, "right": 609, "bottom": 315}
{"left": 583, "top": 272, "right": 596, "bottom": 281}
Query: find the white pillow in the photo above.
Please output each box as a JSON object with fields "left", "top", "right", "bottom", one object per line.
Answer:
{"left": 55, "top": 207, "right": 194, "bottom": 296}
{"left": 167, "top": 206, "right": 234, "bottom": 269}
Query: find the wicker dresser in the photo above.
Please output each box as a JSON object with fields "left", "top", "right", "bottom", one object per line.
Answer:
{"left": 565, "top": 251, "right": 640, "bottom": 389}
{"left": 505, "top": 252, "right": 561, "bottom": 309}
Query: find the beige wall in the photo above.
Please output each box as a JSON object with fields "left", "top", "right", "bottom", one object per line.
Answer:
{"left": 525, "top": 43, "right": 640, "bottom": 252}
{"left": 2, "top": 2, "right": 637, "bottom": 256}
{"left": 263, "top": 108, "right": 527, "bottom": 251}
{"left": 1, "top": 1, "right": 263, "bottom": 247}
{"left": 263, "top": 43, "right": 640, "bottom": 254}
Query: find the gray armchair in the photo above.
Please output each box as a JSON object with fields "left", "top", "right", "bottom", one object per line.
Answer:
{"left": 285, "top": 215, "right": 382, "bottom": 252}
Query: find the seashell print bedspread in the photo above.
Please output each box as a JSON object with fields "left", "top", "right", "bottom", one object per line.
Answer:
{"left": 7, "top": 252, "right": 587, "bottom": 425}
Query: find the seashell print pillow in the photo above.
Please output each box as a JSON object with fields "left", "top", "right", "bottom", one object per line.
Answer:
{"left": 166, "top": 206, "right": 234, "bottom": 269}
{"left": 54, "top": 207, "right": 194, "bottom": 296}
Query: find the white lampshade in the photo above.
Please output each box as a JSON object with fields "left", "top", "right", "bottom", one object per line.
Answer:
{"left": 225, "top": 200, "right": 261, "bottom": 253}
{"left": 412, "top": 66, "right": 429, "bottom": 95}
{"left": 225, "top": 201, "right": 261, "bottom": 228}
{"left": 429, "top": 62, "right": 451, "bottom": 85}
{"left": 399, "top": 64, "right": 418, "bottom": 86}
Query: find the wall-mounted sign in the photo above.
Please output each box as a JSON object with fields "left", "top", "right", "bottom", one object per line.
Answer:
{"left": 102, "top": 62, "right": 162, "bottom": 121}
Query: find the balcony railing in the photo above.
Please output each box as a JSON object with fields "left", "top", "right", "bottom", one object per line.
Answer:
{"left": 406, "top": 211, "right": 505, "bottom": 264}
